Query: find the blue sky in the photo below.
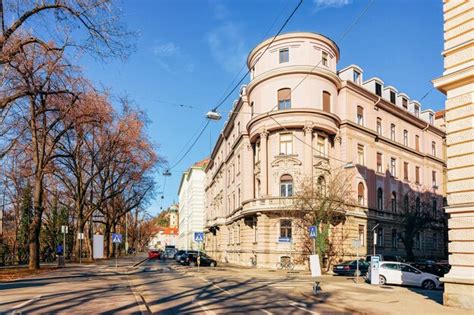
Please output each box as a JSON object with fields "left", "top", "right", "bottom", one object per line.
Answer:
{"left": 80, "top": 0, "right": 445, "bottom": 217}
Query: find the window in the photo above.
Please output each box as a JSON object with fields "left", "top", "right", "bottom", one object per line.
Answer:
{"left": 376, "top": 227, "right": 384, "bottom": 247}
{"left": 279, "top": 133, "right": 293, "bottom": 155}
{"left": 391, "top": 192, "right": 397, "bottom": 212}
{"left": 390, "top": 91, "right": 396, "bottom": 104}
{"left": 433, "top": 233, "right": 438, "bottom": 250}
{"left": 377, "top": 188, "right": 383, "bottom": 210}
{"left": 429, "top": 113, "right": 434, "bottom": 125}
{"left": 390, "top": 158, "right": 396, "bottom": 177}
{"left": 432, "top": 170, "right": 437, "bottom": 187}
{"left": 414, "top": 105, "right": 420, "bottom": 117}
{"left": 278, "top": 88, "right": 291, "bottom": 110}
{"left": 415, "top": 197, "right": 421, "bottom": 213}
{"left": 237, "top": 155, "right": 240, "bottom": 174}
{"left": 317, "top": 176, "right": 326, "bottom": 196}
{"left": 404, "top": 162, "right": 409, "bottom": 180}
{"left": 375, "top": 82, "right": 382, "bottom": 96}
{"left": 280, "top": 219, "right": 292, "bottom": 239}
{"left": 376, "top": 118, "right": 382, "bottom": 135}
{"left": 431, "top": 141, "right": 436, "bottom": 156}
{"left": 415, "top": 232, "right": 421, "bottom": 250}
{"left": 377, "top": 152, "right": 383, "bottom": 173}
{"left": 353, "top": 70, "right": 361, "bottom": 84}
{"left": 390, "top": 124, "right": 396, "bottom": 141}
{"left": 280, "top": 174, "right": 293, "bottom": 197}
{"left": 391, "top": 229, "right": 398, "bottom": 248}
{"left": 322, "top": 51, "right": 328, "bottom": 66}
{"left": 357, "top": 182, "right": 365, "bottom": 206}
{"left": 357, "top": 144, "right": 365, "bottom": 166}
{"left": 403, "top": 130, "right": 408, "bottom": 146}
{"left": 316, "top": 136, "right": 326, "bottom": 157}
{"left": 402, "top": 98, "right": 408, "bottom": 109}
{"left": 251, "top": 102, "right": 255, "bottom": 117}
{"left": 415, "top": 135, "right": 420, "bottom": 151}
{"left": 279, "top": 48, "right": 289, "bottom": 63}
{"left": 357, "top": 106, "right": 364, "bottom": 125}
{"left": 322, "top": 91, "right": 331, "bottom": 112}
{"left": 432, "top": 198, "right": 438, "bottom": 219}
{"left": 404, "top": 194, "right": 409, "bottom": 212}
{"left": 253, "top": 217, "right": 258, "bottom": 243}
{"left": 358, "top": 225, "right": 365, "bottom": 246}
{"left": 401, "top": 264, "right": 419, "bottom": 273}
{"left": 383, "top": 263, "right": 400, "bottom": 271}
{"left": 415, "top": 166, "right": 420, "bottom": 184}
{"left": 237, "top": 188, "right": 241, "bottom": 205}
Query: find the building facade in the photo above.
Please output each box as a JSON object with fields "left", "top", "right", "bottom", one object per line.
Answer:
{"left": 433, "top": 0, "right": 474, "bottom": 309}
{"left": 204, "top": 32, "right": 447, "bottom": 269}
{"left": 177, "top": 159, "right": 209, "bottom": 250}
{"left": 148, "top": 227, "right": 179, "bottom": 250}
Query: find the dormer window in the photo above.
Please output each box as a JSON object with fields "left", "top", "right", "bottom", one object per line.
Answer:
{"left": 353, "top": 70, "right": 361, "bottom": 84}
{"left": 414, "top": 105, "right": 420, "bottom": 117}
{"left": 375, "top": 83, "right": 382, "bottom": 96}
{"left": 322, "top": 51, "right": 328, "bottom": 66}
{"left": 402, "top": 98, "right": 408, "bottom": 109}
{"left": 279, "top": 48, "right": 289, "bottom": 63}
{"left": 390, "top": 91, "right": 396, "bottom": 104}
{"left": 429, "top": 113, "right": 434, "bottom": 125}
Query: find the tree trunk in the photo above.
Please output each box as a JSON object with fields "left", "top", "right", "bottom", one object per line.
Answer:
{"left": 104, "top": 221, "right": 111, "bottom": 258}
{"left": 28, "top": 179, "right": 43, "bottom": 270}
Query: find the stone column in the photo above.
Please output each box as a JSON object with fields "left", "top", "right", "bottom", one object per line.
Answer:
{"left": 433, "top": 0, "right": 474, "bottom": 309}
{"left": 303, "top": 125, "right": 313, "bottom": 177}
{"left": 260, "top": 130, "right": 269, "bottom": 197}
{"left": 241, "top": 136, "right": 254, "bottom": 202}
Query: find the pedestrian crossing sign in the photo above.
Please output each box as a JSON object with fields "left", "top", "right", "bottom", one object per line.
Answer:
{"left": 309, "top": 226, "right": 317, "bottom": 239}
{"left": 112, "top": 233, "right": 122, "bottom": 243}
{"left": 194, "top": 232, "right": 204, "bottom": 243}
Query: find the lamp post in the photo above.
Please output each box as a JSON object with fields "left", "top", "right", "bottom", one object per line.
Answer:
{"left": 372, "top": 223, "right": 380, "bottom": 257}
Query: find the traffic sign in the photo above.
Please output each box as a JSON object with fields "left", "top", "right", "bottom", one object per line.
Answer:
{"left": 194, "top": 232, "right": 204, "bottom": 243}
{"left": 112, "top": 233, "right": 122, "bottom": 243}
{"left": 309, "top": 226, "right": 317, "bottom": 239}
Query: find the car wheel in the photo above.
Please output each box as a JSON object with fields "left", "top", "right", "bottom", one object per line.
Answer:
{"left": 189, "top": 261, "right": 196, "bottom": 267}
{"left": 422, "top": 280, "right": 436, "bottom": 290}
{"left": 379, "top": 275, "right": 387, "bottom": 285}
{"left": 210, "top": 262, "right": 216, "bottom": 267}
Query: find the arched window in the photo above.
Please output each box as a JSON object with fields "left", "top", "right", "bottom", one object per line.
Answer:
{"left": 278, "top": 88, "right": 291, "bottom": 110}
{"left": 256, "top": 179, "right": 261, "bottom": 198}
{"left": 322, "top": 91, "right": 331, "bottom": 112}
{"left": 404, "top": 194, "right": 409, "bottom": 212}
{"left": 280, "top": 174, "right": 293, "bottom": 197}
{"left": 377, "top": 188, "right": 383, "bottom": 210}
{"left": 415, "top": 196, "right": 421, "bottom": 213}
{"left": 357, "top": 182, "right": 365, "bottom": 206}
{"left": 391, "top": 192, "right": 397, "bottom": 212}
{"left": 317, "top": 176, "right": 326, "bottom": 196}
{"left": 357, "top": 106, "right": 364, "bottom": 125}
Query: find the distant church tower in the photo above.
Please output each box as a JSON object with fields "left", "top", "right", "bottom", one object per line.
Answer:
{"left": 168, "top": 204, "right": 179, "bottom": 228}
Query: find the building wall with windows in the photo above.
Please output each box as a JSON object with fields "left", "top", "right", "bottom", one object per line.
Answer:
{"left": 177, "top": 159, "right": 209, "bottom": 250}
{"left": 204, "top": 32, "right": 446, "bottom": 269}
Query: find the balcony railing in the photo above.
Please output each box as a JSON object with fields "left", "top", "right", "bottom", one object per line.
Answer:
{"left": 241, "top": 197, "right": 296, "bottom": 216}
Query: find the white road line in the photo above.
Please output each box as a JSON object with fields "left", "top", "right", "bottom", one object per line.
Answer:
{"left": 10, "top": 295, "right": 42, "bottom": 315}
{"left": 289, "top": 301, "right": 320, "bottom": 315}
{"left": 260, "top": 308, "right": 274, "bottom": 314}
{"left": 196, "top": 276, "right": 231, "bottom": 296}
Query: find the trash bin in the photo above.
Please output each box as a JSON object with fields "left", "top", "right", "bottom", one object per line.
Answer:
{"left": 57, "top": 256, "right": 65, "bottom": 267}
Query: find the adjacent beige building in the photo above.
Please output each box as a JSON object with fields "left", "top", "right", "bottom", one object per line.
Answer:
{"left": 205, "top": 32, "right": 446, "bottom": 269}
{"left": 433, "top": 0, "right": 474, "bottom": 309}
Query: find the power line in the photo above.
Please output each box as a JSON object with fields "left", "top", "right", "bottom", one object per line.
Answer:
{"left": 213, "top": 0, "right": 304, "bottom": 111}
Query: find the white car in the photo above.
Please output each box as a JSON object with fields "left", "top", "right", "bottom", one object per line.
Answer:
{"left": 372, "top": 262, "right": 441, "bottom": 290}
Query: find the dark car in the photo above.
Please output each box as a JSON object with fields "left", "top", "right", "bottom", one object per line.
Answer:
{"left": 181, "top": 253, "right": 217, "bottom": 267}
{"left": 410, "top": 262, "right": 450, "bottom": 277}
{"left": 175, "top": 250, "right": 198, "bottom": 262}
{"left": 333, "top": 260, "right": 370, "bottom": 276}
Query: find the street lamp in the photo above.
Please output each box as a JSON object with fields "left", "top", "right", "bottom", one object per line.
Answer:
{"left": 206, "top": 109, "right": 222, "bottom": 121}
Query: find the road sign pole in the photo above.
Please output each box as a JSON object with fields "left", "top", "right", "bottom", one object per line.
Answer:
{"left": 80, "top": 237, "right": 82, "bottom": 264}
{"left": 115, "top": 243, "right": 118, "bottom": 269}
{"left": 356, "top": 247, "right": 359, "bottom": 282}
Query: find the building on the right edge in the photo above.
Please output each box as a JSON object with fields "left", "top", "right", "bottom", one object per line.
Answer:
{"left": 433, "top": 0, "right": 474, "bottom": 309}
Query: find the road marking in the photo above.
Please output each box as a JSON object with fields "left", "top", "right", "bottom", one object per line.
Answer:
{"left": 289, "top": 301, "right": 320, "bottom": 315}
{"left": 260, "top": 308, "right": 274, "bottom": 314}
{"left": 10, "top": 295, "right": 42, "bottom": 314}
{"left": 196, "top": 276, "right": 231, "bottom": 296}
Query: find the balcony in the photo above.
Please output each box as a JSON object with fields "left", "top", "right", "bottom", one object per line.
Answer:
{"left": 241, "top": 197, "right": 296, "bottom": 217}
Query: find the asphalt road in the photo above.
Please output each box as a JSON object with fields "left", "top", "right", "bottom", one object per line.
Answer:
{"left": 128, "top": 258, "right": 348, "bottom": 314}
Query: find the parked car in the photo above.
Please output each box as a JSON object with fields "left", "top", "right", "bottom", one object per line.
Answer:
{"left": 175, "top": 250, "right": 198, "bottom": 262}
{"left": 370, "top": 261, "right": 441, "bottom": 290}
{"left": 333, "top": 260, "right": 370, "bottom": 276}
{"left": 180, "top": 253, "right": 217, "bottom": 267}
{"left": 148, "top": 249, "right": 161, "bottom": 259}
{"left": 410, "top": 262, "right": 450, "bottom": 277}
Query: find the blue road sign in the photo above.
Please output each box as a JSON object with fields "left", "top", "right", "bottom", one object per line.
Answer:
{"left": 112, "top": 233, "right": 122, "bottom": 243}
{"left": 194, "top": 232, "right": 204, "bottom": 243}
{"left": 309, "top": 226, "right": 317, "bottom": 239}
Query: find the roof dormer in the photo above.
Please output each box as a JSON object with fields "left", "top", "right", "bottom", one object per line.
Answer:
{"left": 338, "top": 64, "right": 363, "bottom": 85}
{"left": 409, "top": 100, "right": 421, "bottom": 118}
{"left": 362, "top": 77, "right": 384, "bottom": 97}
{"left": 383, "top": 86, "right": 398, "bottom": 104}
{"left": 421, "top": 109, "right": 435, "bottom": 125}
{"left": 397, "top": 93, "right": 409, "bottom": 110}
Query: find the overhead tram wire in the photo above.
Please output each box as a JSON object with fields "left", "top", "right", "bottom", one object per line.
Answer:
{"left": 212, "top": 0, "right": 304, "bottom": 112}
